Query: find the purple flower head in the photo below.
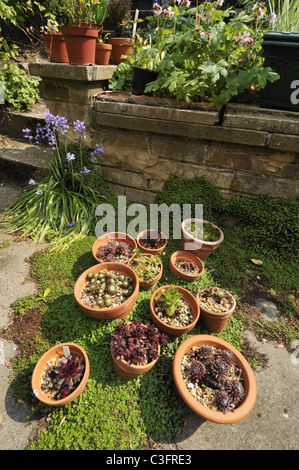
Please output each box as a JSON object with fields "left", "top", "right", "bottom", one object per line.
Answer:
{"left": 66, "top": 221, "right": 75, "bottom": 227}
{"left": 92, "top": 144, "right": 104, "bottom": 160}
{"left": 66, "top": 152, "right": 75, "bottom": 162}
{"left": 28, "top": 179, "right": 36, "bottom": 185}
{"left": 36, "top": 188, "right": 43, "bottom": 195}
{"left": 73, "top": 120, "right": 86, "bottom": 137}
{"left": 81, "top": 167, "right": 90, "bottom": 175}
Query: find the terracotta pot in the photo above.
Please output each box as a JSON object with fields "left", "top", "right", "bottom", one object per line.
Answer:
{"left": 95, "top": 42, "right": 112, "bottom": 65}
{"left": 128, "top": 253, "right": 163, "bottom": 290}
{"left": 196, "top": 288, "right": 236, "bottom": 333}
{"left": 169, "top": 251, "right": 204, "bottom": 282}
{"left": 108, "top": 37, "right": 134, "bottom": 64}
{"left": 181, "top": 218, "right": 224, "bottom": 261}
{"left": 60, "top": 25, "right": 98, "bottom": 65}
{"left": 92, "top": 232, "right": 137, "bottom": 264}
{"left": 136, "top": 229, "right": 167, "bottom": 255}
{"left": 31, "top": 343, "right": 90, "bottom": 406}
{"left": 74, "top": 262, "right": 139, "bottom": 320}
{"left": 42, "top": 33, "right": 69, "bottom": 63}
{"left": 149, "top": 285, "right": 200, "bottom": 338}
{"left": 172, "top": 335, "right": 257, "bottom": 423}
{"left": 110, "top": 324, "right": 160, "bottom": 380}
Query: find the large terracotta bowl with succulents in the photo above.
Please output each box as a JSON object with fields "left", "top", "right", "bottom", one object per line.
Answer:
{"left": 92, "top": 232, "right": 137, "bottom": 264}
{"left": 74, "top": 262, "right": 139, "bottom": 320}
{"left": 32, "top": 342, "right": 90, "bottom": 407}
{"left": 172, "top": 335, "right": 257, "bottom": 424}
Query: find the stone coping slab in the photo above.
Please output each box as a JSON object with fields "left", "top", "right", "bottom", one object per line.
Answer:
{"left": 28, "top": 62, "right": 117, "bottom": 82}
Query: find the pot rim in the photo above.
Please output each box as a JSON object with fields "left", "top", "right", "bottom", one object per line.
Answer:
{"left": 172, "top": 335, "right": 257, "bottom": 424}
{"left": 92, "top": 232, "right": 137, "bottom": 264}
{"left": 169, "top": 251, "right": 204, "bottom": 280}
{"left": 31, "top": 342, "right": 90, "bottom": 406}
{"left": 74, "top": 262, "right": 139, "bottom": 317}
{"left": 181, "top": 218, "right": 224, "bottom": 247}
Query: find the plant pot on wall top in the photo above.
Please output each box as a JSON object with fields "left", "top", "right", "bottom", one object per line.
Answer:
{"left": 108, "top": 37, "right": 134, "bottom": 65}
{"left": 261, "top": 31, "right": 299, "bottom": 112}
{"left": 95, "top": 42, "right": 112, "bottom": 65}
{"left": 131, "top": 66, "right": 159, "bottom": 95}
{"left": 60, "top": 25, "right": 98, "bottom": 65}
{"left": 42, "top": 33, "right": 69, "bottom": 63}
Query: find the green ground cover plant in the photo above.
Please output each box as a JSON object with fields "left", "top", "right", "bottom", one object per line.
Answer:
{"left": 3, "top": 174, "right": 298, "bottom": 450}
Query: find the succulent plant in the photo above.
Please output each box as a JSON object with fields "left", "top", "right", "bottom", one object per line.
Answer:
{"left": 225, "top": 379, "right": 245, "bottom": 404}
{"left": 216, "top": 390, "right": 234, "bottom": 413}
{"left": 96, "top": 240, "right": 133, "bottom": 262}
{"left": 155, "top": 287, "right": 183, "bottom": 317}
{"left": 111, "top": 320, "right": 169, "bottom": 366}
{"left": 55, "top": 354, "right": 85, "bottom": 388}
{"left": 189, "top": 359, "right": 206, "bottom": 382}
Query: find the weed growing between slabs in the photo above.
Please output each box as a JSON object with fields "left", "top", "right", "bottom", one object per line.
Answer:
{"left": 4, "top": 176, "right": 298, "bottom": 450}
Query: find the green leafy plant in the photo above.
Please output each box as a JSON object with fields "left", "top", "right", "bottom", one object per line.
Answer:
{"left": 156, "top": 287, "right": 183, "bottom": 316}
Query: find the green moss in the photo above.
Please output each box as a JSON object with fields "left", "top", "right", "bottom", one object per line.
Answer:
{"left": 7, "top": 173, "right": 298, "bottom": 450}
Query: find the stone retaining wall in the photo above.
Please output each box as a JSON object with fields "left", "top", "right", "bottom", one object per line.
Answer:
{"left": 27, "top": 63, "right": 299, "bottom": 203}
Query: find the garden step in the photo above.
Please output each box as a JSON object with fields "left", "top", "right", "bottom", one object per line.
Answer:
{"left": 0, "top": 138, "right": 51, "bottom": 184}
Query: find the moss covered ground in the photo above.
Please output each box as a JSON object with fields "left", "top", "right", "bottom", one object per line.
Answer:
{"left": 3, "top": 175, "right": 298, "bottom": 450}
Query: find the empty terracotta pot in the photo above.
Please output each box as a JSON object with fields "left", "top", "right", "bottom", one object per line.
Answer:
{"left": 60, "top": 25, "right": 98, "bottom": 65}
{"left": 74, "top": 262, "right": 139, "bottom": 320}
{"left": 196, "top": 288, "right": 236, "bottom": 333}
{"left": 172, "top": 335, "right": 257, "bottom": 424}
{"left": 149, "top": 285, "right": 200, "bottom": 338}
{"left": 108, "top": 37, "right": 134, "bottom": 64}
{"left": 32, "top": 343, "right": 90, "bottom": 406}
{"left": 181, "top": 218, "right": 224, "bottom": 260}
{"left": 42, "top": 33, "right": 69, "bottom": 63}
{"left": 169, "top": 251, "right": 204, "bottom": 282}
{"left": 92, "top": 232, "right": 137, "bottom": 264}
{"left": 95, "top": 42, "right": 112, "bottom": 65}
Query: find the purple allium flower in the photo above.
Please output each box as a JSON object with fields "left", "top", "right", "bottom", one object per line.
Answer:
{"left": 66, "top": 152, "right": 75, "bottom": 162}
{"left": 36, "top": 188, "right": 43, "bottom": 195}
{"left": 28, "top": 179, "right": 36, "bottom": 185}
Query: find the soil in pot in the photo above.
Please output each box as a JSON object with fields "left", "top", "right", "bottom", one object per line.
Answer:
{"left": 137, "top": 229, "right": 167, "bottom": 254}
{"left": 129, "top": 252, "right": 162, "bottom": 289}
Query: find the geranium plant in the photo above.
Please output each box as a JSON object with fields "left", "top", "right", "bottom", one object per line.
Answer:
{"left": 3, "top": 109, "right": 105, "bottom": 251}
{"left": 136, "top": 0, "right": 279, "bottom": 109}
{"left": 111, "top": 320, "right": 169, "bottom": 366}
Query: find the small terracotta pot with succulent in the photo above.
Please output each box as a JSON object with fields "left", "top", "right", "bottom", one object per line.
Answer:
{"left": 196, "top": 287, "right": 236, "bottom": 333}
{"left": 110, "top": 320, "right": 169, "bottom": 380}
{"left": 74, "top": 263, "right": 139, "bottom": 320}
{"left": 129, "top": 252, "right": 163, "bottom": 290}
{"left": 150, "top": 285, "right": 200, "bottom": 338}
{"left": 172, "top": 335, "right": 257, "bottom": 424}
{"left": 181, "top": 218, "right": 224, "bottom": 260}
{"left": 92, "top": 232, "right": 136, "bottom": 264}
{"left": 32, "top": 343, "right": 90, "bottom": 406}
{"left": 136, "top": 229, "right": 167, "bottom": 255}
{"left": 169, "top": 251, "right": 204, "bottom": 282}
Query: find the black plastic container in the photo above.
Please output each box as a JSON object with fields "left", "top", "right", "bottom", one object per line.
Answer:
{"left": 260, "top": 31, "right": 299, "bottom": 112}
{"left": 131, "top": 66, "right": 159, "bottom": 96}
